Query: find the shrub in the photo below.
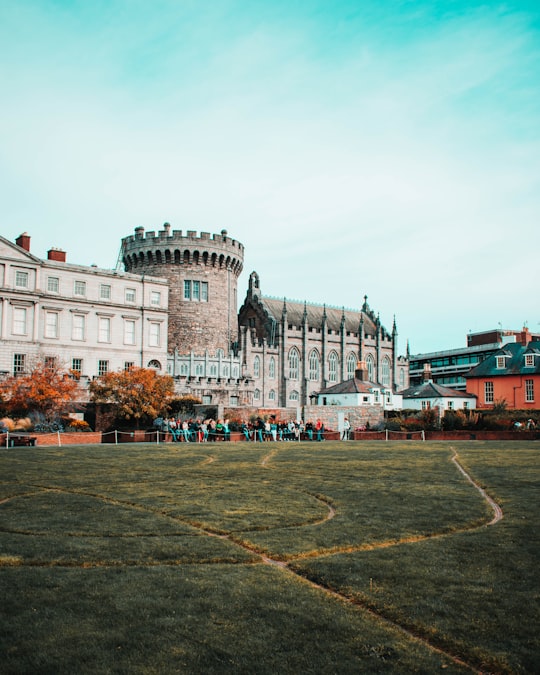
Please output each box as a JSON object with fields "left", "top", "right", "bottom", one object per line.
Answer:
{"left": 65, "top": 419, "right": 92, "bottom": 432}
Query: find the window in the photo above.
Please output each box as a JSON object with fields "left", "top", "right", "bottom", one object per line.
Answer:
{"left": 15, "top": 271, "right": 29, "bottom": 288}
{"left": 447, "top": 401, "right": 454, "bottom": 410}
{"left": 100, "top": 284, "right": 111, "bottom": 300}
{"left": 269, "top": 357, "right": 275, "bottom": 378}
{"left": 347, "top": 353, "right": 357, "bottom": 379}
{"left": 525, "top": 354, "right": 535, "bottom": 367}
{"left": 98, "top": 360, "right": 109, "bottom": 376}
{"left": 72, "top": 358, "right": 83, "bottom": 378}
{"left": 149, "top": 322, "right": 161, "bottom": 347}
{"left": 45, "top": 311, "right": 59, "bottom": 338}
{"left": 13, "top": 353, "right": 26, "bottom": 375}
{"left": 223, "top": 365, "right": 230, "bottom": 377}
{"left": 268, "top": 389, "right": 276, "bottom": 401}
{"left": 289, "top": 348, "right": 299, "bottom": 380}
{"left": 202, "top": 395, "right": 212, "bottom": 405}
{"left": 309, "top": 350, "right": 320, "bottom": 381}
{"left": 74, "top": 280, "right": 86, "bottom": 296}
{"left": 484, "top": 381, "right": 494, "bottom": 404}
{"left": 150, "top": 291, "right": 161, "bottom": 306}
{"left": 44, "top": 356, "right": 56, "bottom": 370}
{"left": 12, "top": 307, "right": 27, "bottom": 335}
{"left": 124, "top": 319, "right": 136, "bottom": 345}
{"left": 195, "top": 363, "right": 204, "bottom": 376}
{"left": 399, "top": 368, "right": 406, "bottom": 389}
{"left": 525, "top": 379, "right": 534, "bottom": 403}
{"left": 381, "top": 357, "right": 390, "bottom": 386}
{"left": 180, "top": 363, "right": 189, "bottom": 376}
{"left": 496, "top": 356, "right": 506, "bottom": 369}
{"left": 421, "top": 400, "right": 430, "bottom": 410}
{"left": 328, "top": 352, "right": 338, "bottom": 382}
{"left": 210, "top": 364, "right": 217, "bottom": 377}
{"left": 254, "top": 388, "right": 261, "bottom": 401}
{"left": 289, "top": 390, "right": 299, "bottom": 401}
{"left": 366, "top": 354, "right": 375, "bottom": 382}
{"left": 184, "top": 280, "right": 208, "bottom": 301}
{"left": 98, "top": 317, "right": 111, "bottom": 343}
{"left": 47, "top": 276, "right": 59, "bottom": 293}
{"left": 253, "top": 356, "right": 260, "bottom": 378}
{"left": 125, "top": 288, "right": 136, "bottom": 303}
{"left": 463, "top": 402, "right": 469, "bottom": 409}
{"left": 230, "top": 395, "right": 239, "bottom": 406}
{"left": 124, "top": 361, "right": 135, "bottom": 371}
{"left": 72, "top": 314, "right": 85, "bottom": 341}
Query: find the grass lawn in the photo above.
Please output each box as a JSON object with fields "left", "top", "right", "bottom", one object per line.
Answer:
{"left": 1, "top": 440, "right": 538, "bottom": 673}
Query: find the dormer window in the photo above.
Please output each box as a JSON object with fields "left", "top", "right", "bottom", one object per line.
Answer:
{"left": 525, "top": 353, "right": 535, "bottom": 367}
{"left": 496, "top": 355, "right": 507, "bottom": 369}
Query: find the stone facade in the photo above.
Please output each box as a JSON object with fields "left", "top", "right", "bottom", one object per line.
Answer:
{"left": 121, "top": 223, "right": 244, "bottom": 355}
{"left": 238, "top": 271, "right": 408, "bottom": 409}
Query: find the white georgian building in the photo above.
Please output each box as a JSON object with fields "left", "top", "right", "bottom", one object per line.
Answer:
{"left": 0, "top": 233, "right": 169, "bottom": 382}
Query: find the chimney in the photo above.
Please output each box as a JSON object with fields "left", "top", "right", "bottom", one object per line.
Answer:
{"left": 422, "top": 363, "right": 432, "bottom": 382}
{"left": 15, "top": 232, "right": 31, "bottom": 252}
{"left": 47, "top": 248, "right": 66, "bottom": 263}
{"left": 355, "top": 360, "right": 369, "bottom": 381}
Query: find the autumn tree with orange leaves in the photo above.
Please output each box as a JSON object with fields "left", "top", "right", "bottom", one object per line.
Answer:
{"left": 0, "top": 359, "right": 79, "bottom": 422}
{"left": 89, "top": 367, "right": 175, "bottom": 428}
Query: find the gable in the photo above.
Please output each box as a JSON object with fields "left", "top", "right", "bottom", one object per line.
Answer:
{"left": 0, "top": 235, "right": 40, "bottom": 263}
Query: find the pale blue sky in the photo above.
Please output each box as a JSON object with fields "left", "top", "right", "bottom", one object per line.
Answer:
{"left": 1, "top": 0, "right": 539, "bottom": 353}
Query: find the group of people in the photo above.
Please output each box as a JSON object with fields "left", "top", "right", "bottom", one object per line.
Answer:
{"left": 240, "top": 418, "right": 327, "bottom": 442}
{"left": 161, "top": 418, "right": 231, "bottom": 442}
{"left": 157, "top": 417, "right": 336, "bottom": 442}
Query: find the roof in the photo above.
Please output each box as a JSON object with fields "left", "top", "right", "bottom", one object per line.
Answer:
{"left": 466, "top": 341, "right": 540, "bottom": 377}
{"left": 259, "top": 296, "right": 381, "bottom": 335}
{"left": 317, "top": 376, "right": 383, "bottom": 396}
{"left": 401, "top": 381, "right": 476, "bottom": 399}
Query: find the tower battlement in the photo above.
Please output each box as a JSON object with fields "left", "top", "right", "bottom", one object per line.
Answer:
{"left": 121, "top": 223, "right": 244, "bottom": 355}
{"left": 122, "top": 223, "right": 243, "bottom": 276}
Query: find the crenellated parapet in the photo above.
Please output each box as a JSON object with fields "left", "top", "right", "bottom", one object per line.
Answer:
{"left": 121, "top": 223, "right": 245, "bottom": 356}
{"left": 122, "top": 223, "right": 244, "bottom": 276}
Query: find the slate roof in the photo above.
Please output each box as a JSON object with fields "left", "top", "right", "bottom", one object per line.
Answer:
{"left": 465, "top": 341, "right": 540, "bottom": 377}
{"left": 401, "top": 381, "right": 476, "bottom": 400}
{"left": 317, "top": 376, "right": 382, "bottom": 396}
{"left": 259, "top": 296, "right": 382, "bottom": 336}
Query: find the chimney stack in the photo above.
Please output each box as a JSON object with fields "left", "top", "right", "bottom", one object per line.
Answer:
{"left": 355, "top": 360, "right": 369, "bottom": 381}
{"left": 422, "top": 363, "right": 432, "bottom": 382}
{"left": 15, "top": 232, "right": 31, "bottom": 252}
{"left": 47, "top": 248, "right": 66, "bottom": 263}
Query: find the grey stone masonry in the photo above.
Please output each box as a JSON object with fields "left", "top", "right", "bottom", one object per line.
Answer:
{"left": 122, "top": 224, "right": 244, "bottom": 355}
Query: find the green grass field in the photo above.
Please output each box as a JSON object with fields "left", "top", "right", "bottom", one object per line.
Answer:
{"left": 1, "top": 440, "right": 538, "bottom": 674}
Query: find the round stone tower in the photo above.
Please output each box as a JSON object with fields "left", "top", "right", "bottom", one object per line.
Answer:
{"left": 121, "top": 223, "right": 244, "bottom": 355}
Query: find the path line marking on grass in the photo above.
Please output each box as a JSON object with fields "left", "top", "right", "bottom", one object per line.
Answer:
{"left": 451, "top": 450, "right": 503, "bottom": 526}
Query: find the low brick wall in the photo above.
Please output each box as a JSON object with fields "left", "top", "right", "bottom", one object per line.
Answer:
{"left": 1, "top": 432, "right": 103, "bottom": 447}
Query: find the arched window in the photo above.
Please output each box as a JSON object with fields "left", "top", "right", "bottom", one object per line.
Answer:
{"left": 381, "top": 357, "right": 391, "bottom": 386}
{"left": 195, "top": 363, "right": 204, "bottom": 376}
{"left": 223, "top": 365, "right": 230, "bottom": 377}
{"left": 180, "top": 363, "right": 189, "bottom": 376}
{"left": 289, "top": 348, "right": 299, "bottom": 380}
{"left": 268, "top": 389, "right": 276, "bottom": 401}
{"left": 399, "top": 368, "right": 406, "bottom": 389}
{"left": 328, "top": 351, "right": 338, "bottom": 382}
{"left": 269, "top": 357, "right": 275, "bottom": 378}
{"left": 210, "top": 364, "right": 217, "bottom": 377}
{"left": 309, "top": 350, "right": 320, "bottom": 381}
{"left": 289, "top": 390, "right": 299, "bottom": 401}
{"left": 347, "top": 352, "right": 357, "bottom": 379}
{"left": 232, "top": 366, "right": 239, "bottom": 378}
{"left": 254, "top": 388, "right": 260, "bottom": 401}
{"left": 253, "top": 356, "right": 260, "bottom": 378}
{"left": 366, "top": 354, "right": 375, "bottom": 382}
{"left": 147, "top": 359, "right": 161, "bottom": 370}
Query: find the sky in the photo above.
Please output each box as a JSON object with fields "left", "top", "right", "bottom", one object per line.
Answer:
{"left": 1, "top": 0, "right": 539, "bottom": 355}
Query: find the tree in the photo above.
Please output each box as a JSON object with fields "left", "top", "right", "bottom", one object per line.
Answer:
{"left": 89, "top": 367, "right": 175, "bottom": 428}
{"left": 0, "top": 359, "right": 79, "bottom": 422}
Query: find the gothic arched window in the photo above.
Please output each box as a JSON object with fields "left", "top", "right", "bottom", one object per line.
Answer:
{"left": 347, "top": 352, "right": 357, "bottom": 379}
{"left": 288, "top": 348, "right": 299, "bottom": 380}
{"left": 309, "top": 350, "right": 320, "bottom": 381}
{"left": 366, "top": 354, "right": 375, "bottom": 382}
{"left": 253, "top": 356, "right": 260, "bottom": 378}
{"left": 328, "top": 351, "right": 338, "bottom": 382}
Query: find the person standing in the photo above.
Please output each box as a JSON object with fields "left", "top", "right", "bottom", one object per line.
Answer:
{"left": 341, "top": 417, "right": 351, "bottom": 441}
